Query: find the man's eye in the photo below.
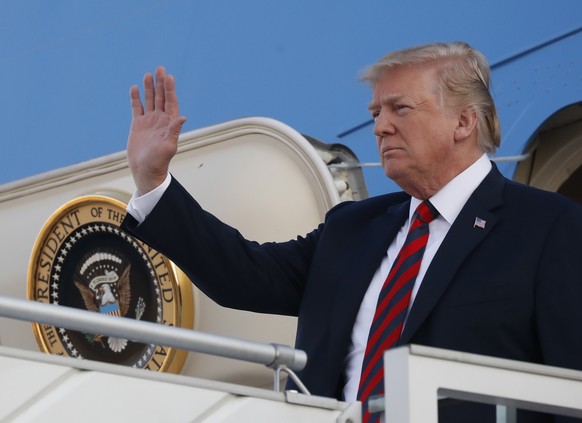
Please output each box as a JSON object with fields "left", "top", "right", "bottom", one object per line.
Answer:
{"left": 395, "top": 104, "right": 410, "bottom": 111}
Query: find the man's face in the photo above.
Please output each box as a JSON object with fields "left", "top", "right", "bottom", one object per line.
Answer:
{"left": 369, "top": 64, "right": 460, "bottom": 198}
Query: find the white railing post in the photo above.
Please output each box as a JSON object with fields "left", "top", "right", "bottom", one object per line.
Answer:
{"left": 496, "top": 405, "right": 517, "bottom": 423}
{"left": 382, "top": 346, "right": 439, "bottom": 423}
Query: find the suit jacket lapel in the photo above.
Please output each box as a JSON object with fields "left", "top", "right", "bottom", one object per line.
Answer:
{"left": 330, "top": 199, "right": 410, "bottom": 350}
{"left": 399, "top": 165, "right": 506, "bottom": 344}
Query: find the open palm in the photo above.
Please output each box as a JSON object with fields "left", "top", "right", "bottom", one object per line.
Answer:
{"left": 127, "top": 66, "right": 186, "bottom": 195}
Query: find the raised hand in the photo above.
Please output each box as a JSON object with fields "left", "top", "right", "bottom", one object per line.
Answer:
{"left": 127, "top": 66, "right": 187, "bottom": 195}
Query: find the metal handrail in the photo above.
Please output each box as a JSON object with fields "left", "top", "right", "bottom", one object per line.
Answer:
{"left": 0, "top": 295, "right": 307, "bottom": 374}
{"left": 327, "top": 154, "right": 531, "bottom": 169}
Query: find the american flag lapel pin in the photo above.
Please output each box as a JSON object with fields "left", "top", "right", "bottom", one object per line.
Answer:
{"left": 473, "top": 217, "right": 486, "bottom": 229}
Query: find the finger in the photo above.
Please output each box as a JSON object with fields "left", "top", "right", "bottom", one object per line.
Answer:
{"left": 129, "top": 85, "right": 144, "bottom": 118}
{"left": 164, "top": 74, "right": 180, "bottom": 117}
{"left": 155, "top": 66, "right": 166, "bottom": 112}
{"left": 144, "top": 73, "right": 155, "bottom": 113}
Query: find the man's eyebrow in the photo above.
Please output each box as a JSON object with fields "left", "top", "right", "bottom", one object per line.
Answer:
{"left": 368, "top": 94, "right": 406, "bottom": 111}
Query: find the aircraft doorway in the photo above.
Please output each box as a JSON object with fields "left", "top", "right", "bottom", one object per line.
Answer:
{"left": 513, "top": 102, "right": 582, "bottom": 206}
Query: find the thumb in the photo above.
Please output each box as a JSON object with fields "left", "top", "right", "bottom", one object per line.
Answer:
{"left": 171, "top": 116, "right": 187, "bottom": 137}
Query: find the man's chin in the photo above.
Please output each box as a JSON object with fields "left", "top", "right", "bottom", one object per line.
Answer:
{"left": 385, "top": 166, "right": 412, "bottom": 190}
{"left": 384, "top": 164, "right": 403, "bottom": 181}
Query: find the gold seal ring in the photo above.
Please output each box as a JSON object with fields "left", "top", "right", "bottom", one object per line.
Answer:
{"left": 27, "top": 195, "right": 193, "bottom": 373}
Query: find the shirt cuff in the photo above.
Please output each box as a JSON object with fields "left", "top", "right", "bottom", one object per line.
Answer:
{"left": 126, "top": 174, "right": 172, "bottom": 223}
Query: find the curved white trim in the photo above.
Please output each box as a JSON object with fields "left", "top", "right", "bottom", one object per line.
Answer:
{"left": 0, "top": 117, "right": 340, "bottom": 207}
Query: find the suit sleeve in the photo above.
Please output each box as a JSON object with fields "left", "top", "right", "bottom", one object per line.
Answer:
{"left": 122, "top": 177, "right": 321, "bottom": 316}
{"left": 535, "top": 200, "right": 582, "bottom": 371}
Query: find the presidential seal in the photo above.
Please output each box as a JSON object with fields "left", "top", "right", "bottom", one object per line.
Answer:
{"left": 27, "top": 195, "right": 193, "bottom": 373}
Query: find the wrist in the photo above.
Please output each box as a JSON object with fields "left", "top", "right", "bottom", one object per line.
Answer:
{"left": 133, "top": 172, "right": 169, "bottom": 197}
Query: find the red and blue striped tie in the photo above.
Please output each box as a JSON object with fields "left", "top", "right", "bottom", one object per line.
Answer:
{"left": 357, "top": 200, "right": 439, "bottom": 422}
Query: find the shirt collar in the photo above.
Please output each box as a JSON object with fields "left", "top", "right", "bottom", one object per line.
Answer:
{"left": 409, "top": 154, "right": 492, "bottom": 225}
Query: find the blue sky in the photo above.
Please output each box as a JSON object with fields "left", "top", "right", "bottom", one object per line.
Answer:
{"left": 2, "top": 0, "right": 581, "bottom": 196}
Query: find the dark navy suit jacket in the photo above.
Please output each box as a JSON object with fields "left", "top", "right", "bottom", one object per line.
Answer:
{"left": 122, "top": 164, "right": 582, "bottom": 421}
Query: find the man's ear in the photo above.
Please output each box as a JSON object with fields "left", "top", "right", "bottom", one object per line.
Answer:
{"left": 454, "top": 107, "right": 478, "bottom": 142}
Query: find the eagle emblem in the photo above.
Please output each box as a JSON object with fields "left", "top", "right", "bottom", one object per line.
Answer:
{"left": 74, "top": 251, "right": 142, "bottom": 353}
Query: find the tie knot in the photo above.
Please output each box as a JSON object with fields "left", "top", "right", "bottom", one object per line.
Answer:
{"left": 415, "top": 200, "right": 439, "bottom": 225}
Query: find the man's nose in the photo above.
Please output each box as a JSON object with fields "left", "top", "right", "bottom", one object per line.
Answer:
{"left": 373, "top": 111, "right": 395, "bottom": 137}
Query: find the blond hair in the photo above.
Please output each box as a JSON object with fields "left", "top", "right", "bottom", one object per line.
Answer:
{"left": 361, "top": 42, "right": 500, "bottom": 153}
